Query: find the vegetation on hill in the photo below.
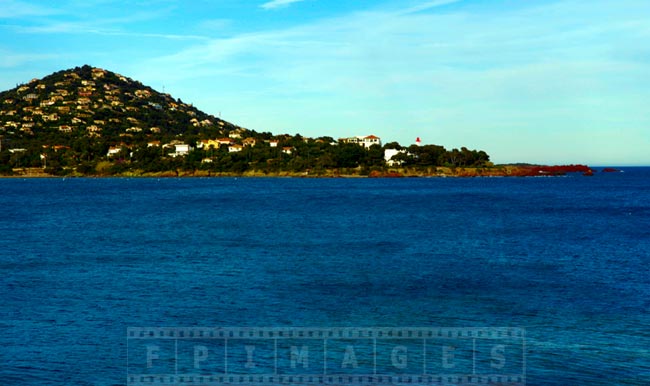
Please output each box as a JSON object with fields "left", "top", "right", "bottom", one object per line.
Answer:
{"left": 0, "top": 65, "right": 495, "bottom": 177}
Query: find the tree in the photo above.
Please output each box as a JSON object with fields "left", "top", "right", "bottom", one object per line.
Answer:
{"left": 383, "top": 141, "right": 403, "bottom": 150}
{"left": 365, "top": 144, "right": 385, "bottom": 167}
{"left": 335, "top": 143, "right": 366, "bottom": 168}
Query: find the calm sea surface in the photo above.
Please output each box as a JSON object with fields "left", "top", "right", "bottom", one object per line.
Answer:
{"left": 1, "top": 170, "right": 649, "bottom": 385}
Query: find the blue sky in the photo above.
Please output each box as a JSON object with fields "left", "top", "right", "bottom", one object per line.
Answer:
{"left": 1, "top": 0, "right": 649, "bottom": 165}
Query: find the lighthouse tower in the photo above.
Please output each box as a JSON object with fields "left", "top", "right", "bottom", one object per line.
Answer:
{"left": 415, "top": 137, "right": 422, "bottom": 146}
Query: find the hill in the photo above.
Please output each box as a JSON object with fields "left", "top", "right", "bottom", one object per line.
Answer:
{"left": 0, "top": 65, "right": 252, "bottom": 174}
{"left": 0, "top": 65, "right": 497, "bottom": 177}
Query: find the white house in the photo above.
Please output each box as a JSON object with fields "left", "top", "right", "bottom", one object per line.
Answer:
{"left": 339, "top": 135, "right": 382, "bottom": 148}
{"left": 173, "top": 143, "right": 191, "bottom": 157}
{"left": 107, "top": 146, "right": 123, "bottom": 157}
{"left": 228, "top": 144, "right": 243, "bottom": 153}
{"left": 384, "top": 148, "right": 408, "bottom": 166}
{"left": 228, "top": 130, "right": 243, "bottom": 139}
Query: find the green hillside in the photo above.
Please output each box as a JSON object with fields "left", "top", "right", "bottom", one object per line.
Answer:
{"left": 0, "top": 65, "right": 490, "bottom": 176}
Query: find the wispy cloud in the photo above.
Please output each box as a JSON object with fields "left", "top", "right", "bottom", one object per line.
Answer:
{"left": 137, "top": 0, "right": 650, "bottom": 163}
{"left": 260, "top": 0, "right": 306, "bottom": 10}
{"left": 146, "top": 0, "right": 650, "bottom": 92}
{"left": 0, "top": 49, "right": 58, "bottom": 68}
{"left": 5, "top": 0, "right": 641, "bottom": 163}
{"left": 399, "top": 0, "right": 462, "bottom": 15}
{"left": 197, "top": 18, "right": 232, "bottom": 32}
{"left": 13, "top": 21, "right": 208, "bottom": 40}
{"left": 9, "top": 4, "right": 208, "bottom": 41}
{"left": 0, "top": 0, "right": 59, "bottom": 18}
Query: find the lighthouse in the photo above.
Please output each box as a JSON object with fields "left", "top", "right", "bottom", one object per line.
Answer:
{"left": 416, "top": 137, "right": 422, "bottom": 146}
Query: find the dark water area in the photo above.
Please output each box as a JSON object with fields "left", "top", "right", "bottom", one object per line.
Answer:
{"left": 1, "top": 169, "right": 649, "bottom": 385}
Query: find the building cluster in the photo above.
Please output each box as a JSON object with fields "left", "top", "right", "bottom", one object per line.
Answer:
{"left": 0, "top": 66, "right": 218, "bottom": 141}
{"left": 2, "top": 66, "right": 434, "bottom": 169}
{"left": 338, "top": 135, "right": 382, "bottom": 148}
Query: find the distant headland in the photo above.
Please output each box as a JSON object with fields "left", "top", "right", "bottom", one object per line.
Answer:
{"left": 0, "top": 65, "right": 595, "bottom": 178}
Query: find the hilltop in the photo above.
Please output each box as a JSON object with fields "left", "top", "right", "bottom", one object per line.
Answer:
{"left": 0, "top": 65, "right": 253, "bottom": 174}
{"left": 1, "top": 65, "right": 591, "bottom": 177}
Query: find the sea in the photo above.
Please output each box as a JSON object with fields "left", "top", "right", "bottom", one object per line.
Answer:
{"left": 1, "top": 169, "right": 649, "bottom": 385}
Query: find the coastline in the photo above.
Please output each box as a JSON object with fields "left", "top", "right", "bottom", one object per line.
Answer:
{"left": 1, "top": 165, "right": 598, "bottom": 178}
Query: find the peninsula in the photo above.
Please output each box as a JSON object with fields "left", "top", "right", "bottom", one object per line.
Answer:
{"left": 0, "top": 65, "right": 591, "bottom": 177}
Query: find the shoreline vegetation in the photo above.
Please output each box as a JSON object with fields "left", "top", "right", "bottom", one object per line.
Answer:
{"left": 0, "top": 65, "right": 599, "bottom": 179}
{"left": 4, "top": 164, "right": 597, "bottom": 178}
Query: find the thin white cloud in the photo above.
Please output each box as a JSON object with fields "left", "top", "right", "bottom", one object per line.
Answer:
{"left": 399, "top": 0, "right": 462, "bottom": 15}
{"left": 146, "top": 0, "right": 650, "bottom": 92}
{"left": 93, "top": 0, "right": 650, "bottom": 163}
{"left": 0, "top": 49, "right": 58, "bottom": 68}
{"left": 197, "top": 18, "right": 232, "bottom": 32}
{"left": 14, "top": 22, "right": 208, "bottom": 40}
{"left": 260, "top": 0, "right": 306, "bottom": 10}
{"left": 0, "top": 0, "right": 58, "bottom": 18}
{"left": 10, "top": 6, "right": 208, "bottom": 41}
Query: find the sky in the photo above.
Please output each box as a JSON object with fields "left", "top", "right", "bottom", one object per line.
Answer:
{"left": 1, "top": 0, "right": 649, "bottom": 165}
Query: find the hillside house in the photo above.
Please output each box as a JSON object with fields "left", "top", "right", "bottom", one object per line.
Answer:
{"left": 339, "top": 135, "right": 382, "bottom": 148}
{"left": 242, "top": 137, "right": 257, "bottom": 147}
{"left": 217, "top": 138, "right": 234, "bottom": 146}
{"left": 197, "top": 139, "right": 221, "bottom": 150}
{"left": 228, "top": 144, "right": 243, "bottom": 153}
{"left": 228, "top": 130, "right": 243, "bottom": 139}
{"left": 91, "top": 68, "right": 106, "bottom": 79}
{"left": 172, "top": 143, "right": 191, "bottom": 157}
{"left": 135, "top": 90, "right": 151, "bottom": 98}
{"left": 107, "top": 146, "right": 124, "bottom": 157}
{"left": 384, "top": 149, "right": 408, "bottom": 166}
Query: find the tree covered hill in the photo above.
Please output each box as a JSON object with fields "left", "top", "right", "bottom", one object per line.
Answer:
{"left": 0, "top": 65, "right": 491, "bottom": 176}
{"left": 0, "top": 65, "right": 241, "bottom": 161}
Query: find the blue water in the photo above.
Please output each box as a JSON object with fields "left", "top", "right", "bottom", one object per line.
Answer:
{"left": 1, "top": 170, "right": 649, "bottom": 385}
